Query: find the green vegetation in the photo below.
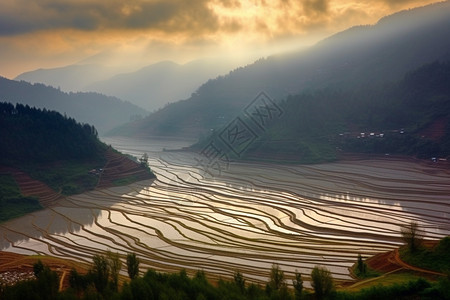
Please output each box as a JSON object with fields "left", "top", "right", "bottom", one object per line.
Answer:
{"left": 335, "top": 277, "right": 439, "bottom": 300}
{"left": 292, "top": 271, "right": 303, "bottom": 300}
{"left": 190, "top": 61, "right": 450, "bottom": 164}
{"left": 112, "top": 175, "right": 139, "bottom": 187}
{"left": 22, "top": 160, "right": 105, "bottom": 196}
{"left": 352, "top": 254, "right": 379, "bottom": 279}
{"left": 311, "top": 266, "right": 335, "bottom": 300}
{"left": 0, "top": 174, "right": 41, "bottom": 222}
{"left": 0, "top": 102, "right": 107, "bottom": 165}
{"left": 0, "top": 103, "right": 108, "bottom": 191}
{"left": 126, "top": 252, "right": 140, "bottom": 280}
{"left": 0, "top": 103, "right": 155, "bottom": 222}
{"left": 258, "top": 61, "right": 450, "bottom": 163}
{"left": 2, "top": 248, "right": 450, "bottom": 300}
{"left": 400, "top": 236, "right": 450, "bottom": 274}
{"left": 401, "top": 221, "right": 423, "bottom": 253}
{"left": 1, "top": 260, "right": 59, "bottom": 300}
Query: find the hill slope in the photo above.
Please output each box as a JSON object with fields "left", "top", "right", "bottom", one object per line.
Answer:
{"left": 0, "top": 103, "right": 155, "bottom": 222}
{"left": 235, "top": 61, "right": 450, "bottom": 163}
{"left": 109, "top": 2, "right": 450, "bottom": 139}
{"left": 0, "top": 77, "right": 146, "bottom": 134}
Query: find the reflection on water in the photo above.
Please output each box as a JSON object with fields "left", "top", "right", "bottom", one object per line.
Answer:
{"left": 1, "top": 137, "right": 449, "bottom": 284}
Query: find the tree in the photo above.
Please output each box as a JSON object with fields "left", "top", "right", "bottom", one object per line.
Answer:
{"left": 401, "top": 221, "right": 423, "bottom": 253}
{"left": 311, "top": 266, "right": 334, "bottom": 300}
{"left": 106, "top": 250, "right": 122, "bottom": 291}
{"left": 233, "top": 270, "right": 246, "bottom": 293}
{"left": 292, "top": 270, "right": 303, "bottom": 300}
{"left": 269, "top": 264, "right": 285, "bottom": 291}
{"left": 357, "top": 254, "right": 367, "bottom": 276}
{"left": 31, "top": 260, "right": 59, "bottom": 300}
{"left": 126, "top": 252, "right": 140, "bottom": 279}
{"left": 33, "top": 260, "right": 44, "bottom": 277}
{"left": 91, "top": 254, "right": 110, "bottom": 294}
{"left": 266, "top": 264, "right": 290, "bottom": 299}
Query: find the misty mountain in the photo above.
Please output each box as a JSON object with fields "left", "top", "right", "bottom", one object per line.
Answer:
{"left": 235, "top": 61, "right": 450, "bottom": 163}
{"left": 85, "top": 60, "right": 233, "bottom": 111}
{"left": 15, "top": 64, "right": 118, "bottom": 92}
{"left": 15, "top": 59, "right": 233, "bottom": 112}
{"left": 108, "top": 2, "right": 450, "bottom": 139}
{"left": 0, "top": 77, "right": 146, "bottom": 134}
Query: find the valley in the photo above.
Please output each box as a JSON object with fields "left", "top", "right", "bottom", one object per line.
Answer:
{"left": 1, "top": 137, "right": 448, "bottom": 287}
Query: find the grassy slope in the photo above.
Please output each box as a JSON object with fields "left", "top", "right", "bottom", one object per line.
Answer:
{"left": 400, "top": 237, "right": 450, "bottom": 273}
{"left": 21, "top": 158, "right": 106, "bottom": 196}
{"left": 0, "top": 174, "right": 42, "bottom": 222}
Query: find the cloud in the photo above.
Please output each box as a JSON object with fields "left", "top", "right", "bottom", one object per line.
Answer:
{"left": 0, "top": 0, "right": 220, "bottom": 35}
{"left": 0, "top": 0, "right": 441, "bottom": 78}
{"left": 303, "top": 0, "right": 329, "bottom": 15}
{"left": 0, "top": 0, "right": 439, "bottom": 39}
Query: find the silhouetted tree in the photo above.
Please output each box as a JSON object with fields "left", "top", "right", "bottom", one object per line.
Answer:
{"left": 91, "top": 254, "right": 110, "bottom": 294}
{"left": 233, "top": 270, "right": 246, "bottom": 293}
{"left": 269, "top": 264, "right": 285, "bottom": 291}
{"left": 401, "top": 221, "right": 423, "bottom": 253}
{"left": 293, "top": 270, "right": 303, "bottom": 300}
{"left": 311, "top": 266, "right": 334, "bottom": 300}
{"left": 266, "top": 263, "right": 290, "bottom": 299}
{"left": 357, "top": 254, "right": 367, "bottom": 276}
{"left": 33, "top": 260, "right": 44, "bottom": 277}
{"left": 106, "top": 250, "right": 122, "bottom": 291}
{"left": 126, "top": 252, "right": 140, "bottom": 279}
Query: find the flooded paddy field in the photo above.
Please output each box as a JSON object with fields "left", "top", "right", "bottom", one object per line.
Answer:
{"left": 1, "top": 137, "right": 449, "bottom": 285}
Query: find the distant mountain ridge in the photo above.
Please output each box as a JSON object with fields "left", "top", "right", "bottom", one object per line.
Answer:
{"left": 15, "top": 59, "right": 234, "bottom": 111}
{"left": 108, "top": 1, "right": 450, "bottom": 139}
{"left": 14, "top": 64, "right": 117, "bottom": 92}
{"left": 0, "top": 77, "right": 146, "bottom": 134}
{"left": 84, "top": 59, "right": 233, "bottom": 111}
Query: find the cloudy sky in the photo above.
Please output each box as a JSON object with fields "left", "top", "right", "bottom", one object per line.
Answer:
{"left": 0, "top": 0, "right": 440, "bottom": 78}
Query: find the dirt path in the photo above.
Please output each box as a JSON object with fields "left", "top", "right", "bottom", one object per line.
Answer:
{"left": 391, "top": 248, "right": 445, "bottom": 276}
{"left": 365, "top": 244, "right": 445, "bottom": 277}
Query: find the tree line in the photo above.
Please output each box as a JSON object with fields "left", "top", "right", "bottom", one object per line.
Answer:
{"left": 1, "top": 247, "right": 448, "bottom": 300}
{"left": 0, "top": 102, "right": 106, "bottom": 165}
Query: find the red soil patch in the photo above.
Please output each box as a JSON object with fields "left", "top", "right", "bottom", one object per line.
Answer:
{"left": 96, "top": 149, "right": 155, "bottom": 189}
{"left": 0, "top": 166, "right": 63, "bottom": 207}
{"left": 366, "top": 250, "right": 402, "bottom": 273}
{"left": 367, "top": 241, "right": 444, "bottom": 277}
{"left": 418, "top": 116, "right": 449, "bottom": 141}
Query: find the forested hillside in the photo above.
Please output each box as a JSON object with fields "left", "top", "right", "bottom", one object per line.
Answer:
{"left": 0, "top": 77, "right": 146, "bottom": 134}
{"left": 0, "top": 103, "right": 155, "bottom": 221}
{"left": 193, "top": 61, "right": 450, "bottom": 163}
{"left": 0, "top": 103, "right": 106, "bottom": 165}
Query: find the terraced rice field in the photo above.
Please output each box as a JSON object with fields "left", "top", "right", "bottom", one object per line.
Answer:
{"left": 1, "top": 137, "right": 449, "bottom": 285}
{"left": 0, "top": 167, "right": 63, "bottom": 207}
